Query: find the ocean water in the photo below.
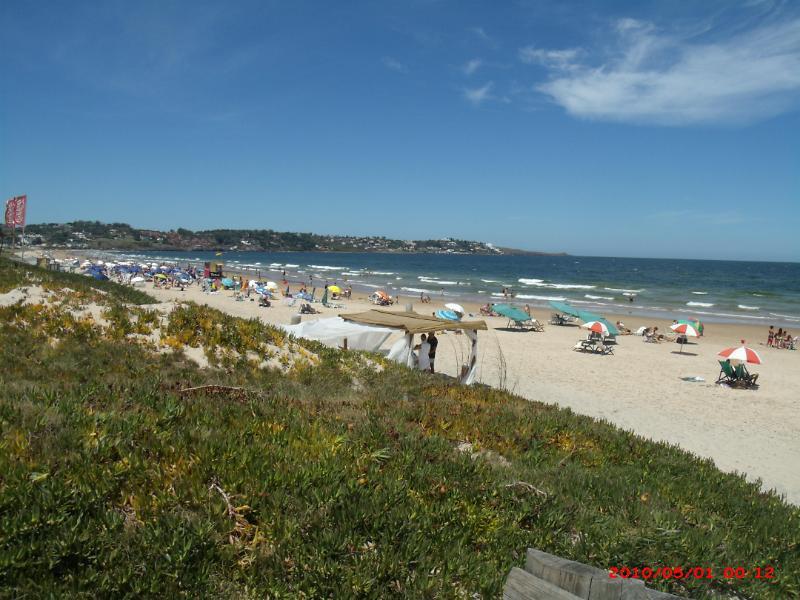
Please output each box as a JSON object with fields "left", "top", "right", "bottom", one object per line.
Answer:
{"left": 110, "top": 250, "right": 800, "bottom": 328}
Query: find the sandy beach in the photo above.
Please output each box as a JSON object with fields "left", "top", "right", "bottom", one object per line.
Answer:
{"left": 122, "top": 276, "right": 799, "bottom": 505}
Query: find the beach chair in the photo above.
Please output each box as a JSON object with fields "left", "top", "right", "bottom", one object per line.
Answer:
{"left": 598, "top": 342, "right": 614, "bottom": 355}
{"left": 573, "top": 336, "right": 598, "bottom": 353}
{"left": 643, "top": 331, "right": 658, "bottom": 343}
{"left": 530, "top": 319, "right": 545, "bottom": 332}
{"left": 550, "top": 313, "right": 566, "bottom": 325}
{"left": 734, "top": 363, "right": 759, "bottom": 388}
{"left": 716, "top": 360, "right": 737, "bottom": 386}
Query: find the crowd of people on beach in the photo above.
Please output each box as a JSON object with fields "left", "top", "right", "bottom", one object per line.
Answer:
{"left": 767, "top": 326, "right": 796, "bottom": 350}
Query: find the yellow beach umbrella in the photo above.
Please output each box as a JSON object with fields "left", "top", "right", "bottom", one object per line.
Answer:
{"left": 328, "top": 285, "right": 342, "bottom": 294}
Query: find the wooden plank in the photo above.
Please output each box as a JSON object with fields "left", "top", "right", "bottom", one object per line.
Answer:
{"left": 645, "top": 589, "right": 684, "bottom": 599}
{"left": 525, "top": 548, "right": 652, "bottom": 600}
{"left": 588, "top": 576, "right": 648, "bottom": 600}
{"left": 504, "top": 568, "right": 583, "bottom": 600}
{"left": 525, "top": 548, "right": 602, "bottom": 598}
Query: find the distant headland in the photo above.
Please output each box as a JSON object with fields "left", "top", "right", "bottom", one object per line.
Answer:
{"left": 22, "top": 221, "right": 567, "bottom": 256}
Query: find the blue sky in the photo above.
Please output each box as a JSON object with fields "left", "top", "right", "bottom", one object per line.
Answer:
{"left": 2, "top": 0, "right": 798, "bottom": 261}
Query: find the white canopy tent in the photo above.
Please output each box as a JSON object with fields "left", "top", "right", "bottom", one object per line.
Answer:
{"left": 280, "top": 317, "right": 394, "bottom": 351}
{"left": 340, "top": 309, "right": 487, "bottom": 385}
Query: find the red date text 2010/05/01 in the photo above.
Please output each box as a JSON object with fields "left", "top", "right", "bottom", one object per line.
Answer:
{"left": 609, "top": 566, "right": 776, "bottom": 581}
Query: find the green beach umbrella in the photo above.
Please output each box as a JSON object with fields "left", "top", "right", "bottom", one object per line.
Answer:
{"left": 678, "top": 319, "right": 704, "bottom": 335}
{"left": 492, "top": 303, "right": 531, "bottom": 322}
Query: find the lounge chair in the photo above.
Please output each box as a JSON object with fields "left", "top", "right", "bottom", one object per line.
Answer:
{"left": 716, "top": 360, "right": 759, "bottom": 388}
{"left": 530, "top": 319, "right": 545, "bottom": 332}
{"left": 716, "top": 360, "right": 737, "bottom": 385}
{"left": 734, "top": 363, "right": 759, "bottom": 388}
{"left": 550, "top": 313, "right": 570, "bottom": 325}
{"left": 573, "top": 339, "right": 596, "bottom": 353}
{"left": 597, "top": 342, "right": 614, "bottom": 355}
{"left": 300, "top": 303, "right": 320, "bottom": 314}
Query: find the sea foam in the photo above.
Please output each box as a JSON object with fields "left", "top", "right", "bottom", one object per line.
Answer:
{"left": 686, "top": 301, "right": 714, "bottom": 307}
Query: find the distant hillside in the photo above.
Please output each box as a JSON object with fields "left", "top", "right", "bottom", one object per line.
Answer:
{"left": 20, "top": 221, "right": 566, "bottom": 255}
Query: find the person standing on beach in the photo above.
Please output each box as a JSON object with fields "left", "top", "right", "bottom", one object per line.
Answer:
{"left": 767, "top": 326, "right": 775, "bottom": 347}
{"left": 427, "top": 331, "right": 438, "bottom": 373}
{"left": 416, "top": 334, "right": 431, "bottom": 371}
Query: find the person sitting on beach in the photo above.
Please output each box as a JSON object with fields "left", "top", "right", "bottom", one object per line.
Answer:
{"left": 776, "top": 328, "right": 784, "bottom": 348}
{"left": 616, "top": 321, "right": 631, "bottom": 335}
{"left": 480, "top": 303, "right": 492, "bottom": 316}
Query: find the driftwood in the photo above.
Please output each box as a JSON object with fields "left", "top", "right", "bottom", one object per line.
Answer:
{"left": 177, "top": 384, "right": 253, "bottom": 402}
{"left": 504, "top": 481, "right": 549, "bottom": 498}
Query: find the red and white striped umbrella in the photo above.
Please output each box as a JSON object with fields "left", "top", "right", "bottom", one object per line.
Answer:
{"left": 719, "top": 341, "right": 762, "bottom": 365}
{"left": 670, "top": 322, "right": 699, "bottom": 337}
{"left": 582, "top": 321, "right": 610, "bottom": 335}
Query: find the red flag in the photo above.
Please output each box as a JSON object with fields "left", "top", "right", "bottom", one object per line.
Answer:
{"left": 12, "top": 195, "right": 26, "bottom": 226}
{"left": 4, "top": 198, "right": 16, "bottom": 228}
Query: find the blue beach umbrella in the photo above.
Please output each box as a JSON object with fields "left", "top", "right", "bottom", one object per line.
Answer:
{"left": 435, "top": 309, "right": 461, "bottom": 321}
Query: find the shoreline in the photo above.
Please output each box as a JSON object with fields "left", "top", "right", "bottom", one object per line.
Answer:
{"left": 54, "top": 247, "right": 800, "bottom": 330}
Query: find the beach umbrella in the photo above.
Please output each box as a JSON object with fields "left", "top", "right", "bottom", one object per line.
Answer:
{"left": 493, "top": 303, "right": 531, "bottom": 323}
{"left": 718, "top": 341, "right": 762, "bottom": 365}
{"left": 581, "top": 321, "right": 610, "bottom": 336}
{"left": 376, "top": 290, "right": 390, "bottom": 300}
{"left": 670, "top": 322, "right": 699, "bottom": 353}
{"left": 444, "top": 302, "right": 465, "bottom": 315}
{"left": 328, "top": 285, "right": 342, "bottom": 294}
{"left": 671, "top": 322, "right": 699, "bottom": 336}
{"left": 435, "top": 309, "right": 461, "bottom": 321}
{"left": 265, "top": 281, "right": 279, "bottom": 290}
{"left": 154, "top": 273, "right": 168, "bottom": 279}
{"left": 678, "top": 318, "right": 704, "bottom": 335}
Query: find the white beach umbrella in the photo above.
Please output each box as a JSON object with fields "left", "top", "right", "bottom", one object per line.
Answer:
{"left": 444, "top": 302, "right": 465, "bottom": 315}
{"left": 265, "top": 281, "right": 279, "bottom": 290}
{"left": 581, "top": 321, "right": 610, "bottom": 336}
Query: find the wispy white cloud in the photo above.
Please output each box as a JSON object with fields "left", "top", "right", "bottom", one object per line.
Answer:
{"left": 464, "top": 82, "right": 494, "bottom": 105}
{"left": 382, "top": 56, "right": 408, "bottom": 73}
{"left": 470, "top": 26, "right": 491, "bottom": 42}
{"left": 523, "top": 17, "right": 800, "bottom": 125}
{"left": 518, "top": 47, "right": 581, "bottom": 69}
{"left": 462, "top": 58, "right": 483, "bottom": 75}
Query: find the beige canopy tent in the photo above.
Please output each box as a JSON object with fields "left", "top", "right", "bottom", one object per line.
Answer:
{"left": 340, "top": 309, "right": 487, "bottom": 384}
